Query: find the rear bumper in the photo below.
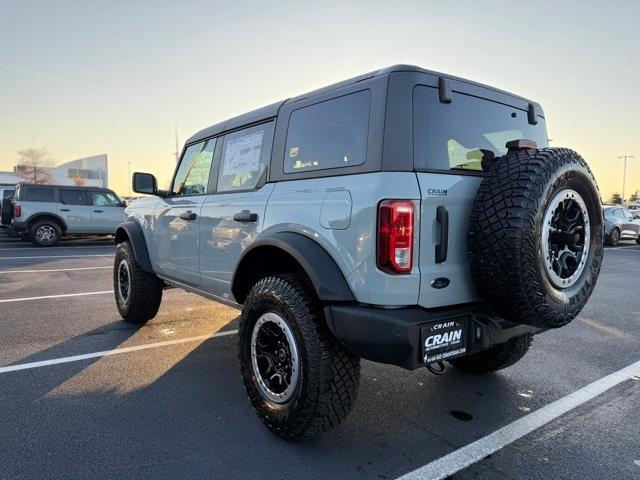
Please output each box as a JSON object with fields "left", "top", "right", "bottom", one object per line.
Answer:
{"left": 8, "top": 221, "right": 27, "bottom": 236}
{"left": 324, "top": 304, "right": 542, "bottom": 370}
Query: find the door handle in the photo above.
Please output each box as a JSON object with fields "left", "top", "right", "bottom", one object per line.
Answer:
{"left": 93, "top": 210, "right": 103, "bottom": 213}
{"left": 233, "top": 210, "right": 258, "bottom": 222}
{"left": 60, "top": 208, "right": 70, "bottom": 212}
{"left": 180, "top": 211, "right": 197, "bottom": 221}
{"left": 435, "top": 206, "right": 449, "bottom": 264}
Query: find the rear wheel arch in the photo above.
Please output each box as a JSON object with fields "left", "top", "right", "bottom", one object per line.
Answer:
{"left": 231, "top": 232, "right": 355, "bottom": 305}
{"left": 27, "top": 213, "right": 66, "bottom": 233}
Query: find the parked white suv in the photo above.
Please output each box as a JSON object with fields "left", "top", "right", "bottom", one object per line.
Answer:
{"left": 9, "top": 183, "right": 125, "bottom": 246}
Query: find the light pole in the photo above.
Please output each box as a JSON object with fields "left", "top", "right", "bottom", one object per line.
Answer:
{"left": 126, "top": 160, "right": 133, "bottom": 195}
{"left": 618, "top": 155, "right": 635, "bottom": 203}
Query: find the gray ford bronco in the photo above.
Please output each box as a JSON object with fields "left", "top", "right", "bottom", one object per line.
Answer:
{"left": 114, "top": 65, "right": 603, "bottom": 440}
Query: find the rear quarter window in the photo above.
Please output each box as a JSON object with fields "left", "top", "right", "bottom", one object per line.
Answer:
{"left": 23, "top": 186, "right": 55, "bottom": 202}
{"left": 284, "top": 90, "right": 371, "bottom": 173}
{"left": 413, "top": 86, "right": 548, "bottom": 173}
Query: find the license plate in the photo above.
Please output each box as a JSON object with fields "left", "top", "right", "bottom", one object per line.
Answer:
{"left": 421, "top": 319, "right": 467, "bottom": 364}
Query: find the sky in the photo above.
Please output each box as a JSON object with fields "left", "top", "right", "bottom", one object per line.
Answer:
{"left": 1, "top": 0, "right": 638, "bottom": 199}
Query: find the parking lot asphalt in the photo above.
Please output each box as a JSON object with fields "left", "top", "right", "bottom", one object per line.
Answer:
{"left": 0, "top": 228, "right": 639, "bottom": 479}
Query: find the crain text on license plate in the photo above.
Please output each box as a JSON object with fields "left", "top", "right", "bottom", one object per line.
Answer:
{"left": 421, "top": 319, "right": 466, "bottom": 363}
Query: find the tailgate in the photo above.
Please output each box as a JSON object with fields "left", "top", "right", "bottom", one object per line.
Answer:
{"left": 417, "top": 172, "right": 482, "bottom": 308}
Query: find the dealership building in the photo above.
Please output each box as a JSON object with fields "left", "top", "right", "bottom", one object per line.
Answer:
{"left": 0, "top": 154, "right": 108, "bottom": 188}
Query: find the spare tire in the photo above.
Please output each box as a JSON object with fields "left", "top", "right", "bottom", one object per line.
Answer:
{"left": 1, "top": 197, "right": 13, "bottom": 226}
{"left": 468, "top": 147, "right": 603, "bottom": 329}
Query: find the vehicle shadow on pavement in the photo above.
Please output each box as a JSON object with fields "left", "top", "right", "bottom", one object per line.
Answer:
{"left": 0, "top": 321, "right": 540, "bottom": 479}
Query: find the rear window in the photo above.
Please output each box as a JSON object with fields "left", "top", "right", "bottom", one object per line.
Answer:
{"left": 23, "top": 186, "right": 55, "bottom": 202}
{"left": 284, "top": 90, "right": 371, "bottom": 173}
{"left": 413, "top": 86, "right": 548, "bottom": 172}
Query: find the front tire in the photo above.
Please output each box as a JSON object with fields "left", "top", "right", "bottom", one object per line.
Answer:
{"left": 608, "top": 228, "right": 621, "bottom": 246}
{"left": 113, "top": 241, "right": 164, "bottom": 324}
{"left": 239, "top": 275, "right": 361, "bottom": 441}
{"left": 449, "top": 335, "right": 533, "bottom": 373}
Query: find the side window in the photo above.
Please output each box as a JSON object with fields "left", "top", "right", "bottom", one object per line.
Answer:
{"left": 24, "top": 186, "right": 55, "bottom": 202}
{"left": 60, "top": 189, "right": 90, "bottom": 205}
{"left": 172, "top": 138, "right": 216, "bottom": 196}
{"left": 284, "top": 90, "right": 371, "bottom": 173}
{"left": 217, "top": 122, "right": 274, "bottom": 192}
{"left": 93, "top": 191, "right": 122, "bottom": 207}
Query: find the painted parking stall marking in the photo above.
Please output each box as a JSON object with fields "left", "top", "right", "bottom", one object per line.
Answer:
{"left": 0, "top": 254, "right": 113, "bottom": 260}
{"left": 396, "top": 359, "right": 640, "bottom": 480}
{"left": 0, "top": 330, "right": 239, "bottom": 374}
{"left": 0, "top": 290, "right": 113, "bottom": 303}
{"left": 0, "top": 266, "right": 112, "bottom": 274}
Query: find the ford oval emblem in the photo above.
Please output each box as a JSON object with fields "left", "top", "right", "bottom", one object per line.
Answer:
{"left": 430, "top": 277, "right": 450, "bottom": 289}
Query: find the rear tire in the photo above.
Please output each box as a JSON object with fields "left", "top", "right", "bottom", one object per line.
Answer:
{"left": 469, "top": 148, "right": 604, "bottom": 329}
{"left": 30, "top": 219, "right": 61, "bottom": 247}
{"left": 449, "top": 335, "right": 533, "bottom": 373}
{"left": 239, "top": 275, "right": 361, "bottom": 441}
{"left": 114, "top": 241, "right": 163, "bottom": 324}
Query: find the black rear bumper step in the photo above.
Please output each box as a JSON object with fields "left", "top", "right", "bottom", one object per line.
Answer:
{"left": 324, "top": 304, "right": 542, "bottom": 370}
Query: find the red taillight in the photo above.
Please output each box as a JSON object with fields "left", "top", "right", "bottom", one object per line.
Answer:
{"left": 14, "top": 204, "right": 21, "bottom": 218}
{"left": 377, "top": 200, "right": 414, "bottom": 274}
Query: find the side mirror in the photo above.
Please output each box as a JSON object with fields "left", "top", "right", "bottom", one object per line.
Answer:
{"left": 132, "top": 172, "right": 158, "bottom": 195}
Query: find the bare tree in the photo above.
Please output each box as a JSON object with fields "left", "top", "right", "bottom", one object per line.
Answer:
{"left": 16, "top": 147, "right": 55, "bottom": 184}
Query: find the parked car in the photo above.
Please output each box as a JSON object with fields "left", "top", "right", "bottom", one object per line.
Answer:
{"left": 604, "top": 205, "right": 640, "bottom": 245}
{"left": 0, "top": 186, "right": 15, "bottom": 226}
{"left": 9, "top": 183, "right": 125, "bottom": 246}
{"left": 114, "top": 65, "right": 603, "bottom": 440}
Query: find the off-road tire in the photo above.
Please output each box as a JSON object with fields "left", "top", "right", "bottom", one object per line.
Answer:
{"left": 114, "top": 241, "right": 163, "bottom": 324}
{"left": 30, "top": 218, "right": 62, "bottom": 247}
{"left": 469, "top": 148, "right": 603, "bottom": 329}
{"left": 449, "top": 335, "right": 533, "bottom": 373}
{"left": 239, "top": 275, "right": 361, "bottom": 441}
{"left": 0, "top": 197, "right": 12, "bottom": 225}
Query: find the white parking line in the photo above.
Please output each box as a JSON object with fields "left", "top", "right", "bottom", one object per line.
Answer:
{"left": 0, "top": 254, "right": 113, "bottom": 260}
{"left": 0, "top": 330, "right": 238, "bottom": 374}
{"left": 0, "top": 290, "right": 113, "bottom": 303}
{"left": 396, "top": 359, "right": 640, "bottom": 480}
{"left": 0, "top": 266, "right": 112, "bottom": 274}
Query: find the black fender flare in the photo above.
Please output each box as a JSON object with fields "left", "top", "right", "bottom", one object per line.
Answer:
{"left": 231, "top": 231, "right": 355, "bottom": 303}
{"left": 25, "top": 212, "right": 68, "bottom": 232}
{"left": 115, "top": 220, "right": 153, "bottom": 273}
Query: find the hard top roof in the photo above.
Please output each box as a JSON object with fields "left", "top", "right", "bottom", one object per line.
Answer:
{"left": 186, "top": 64, "right": 542, "bottom": 145}
{"left": 16, "top": 182, "right": 113, "bottom": 192}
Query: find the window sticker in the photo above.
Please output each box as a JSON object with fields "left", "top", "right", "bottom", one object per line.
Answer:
{"left": 222, "top": 131, "right": 264, "bottom": 176}
{"left": 289, "top": 146, "right": 299, "bottom": 158}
